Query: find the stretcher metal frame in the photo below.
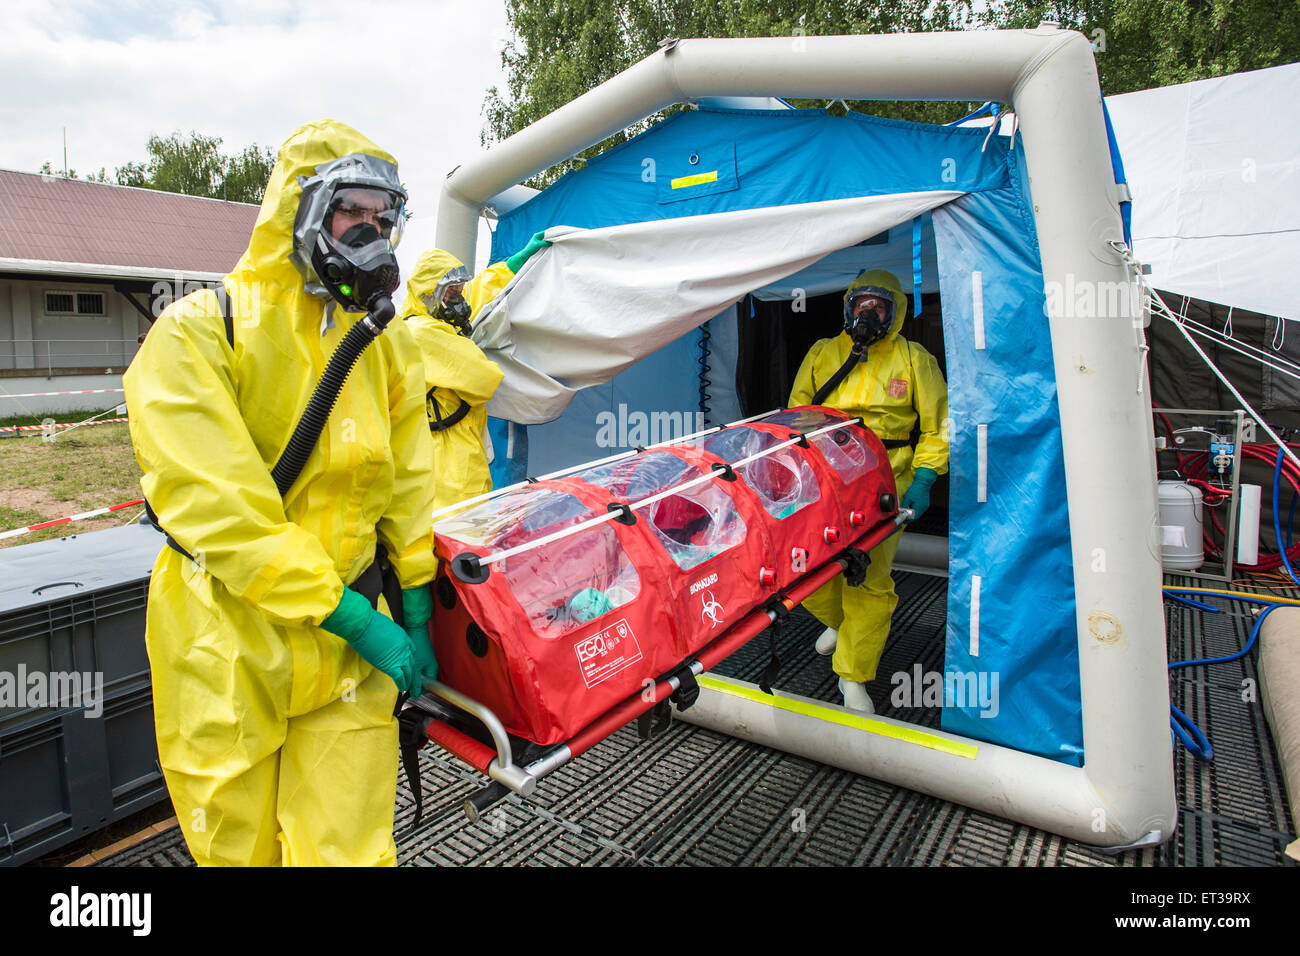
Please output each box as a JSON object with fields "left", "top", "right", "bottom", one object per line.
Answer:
{"left": 415, "top": 510, "right": 909, "bottom": 819}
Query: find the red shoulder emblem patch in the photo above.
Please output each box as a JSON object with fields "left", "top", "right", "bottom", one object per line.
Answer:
{"left": 888, "top": 378, "right": 909, "bottom": 398}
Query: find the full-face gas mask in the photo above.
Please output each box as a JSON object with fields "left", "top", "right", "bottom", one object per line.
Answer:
{"left": 425, "top": 266, "right": 473, "bottom": 333}
{"left": 293, "top": 154, "right": 408, "bottom": 316}
{"left": 843, "top": 285, "right": 896, "bottom": 349}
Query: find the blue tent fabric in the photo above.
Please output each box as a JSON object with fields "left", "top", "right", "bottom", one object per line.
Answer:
{"left": 482, "top": 107, "right": 1084, "bottom": 764}
{"left": 931, "top": 149, "right": 1084, "bottom": 764}
{"left": 1100, "top": 98, "right": 1132, "bottom": 246}
{"left": 489, "top": 106, "right": 1015, "bottom": 481}
{"left": 490, "top": 107, "right": 1013, "bottom": 262}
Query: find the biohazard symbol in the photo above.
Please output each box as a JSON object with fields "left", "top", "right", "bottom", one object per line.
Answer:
{"left": 700, "top": 589, "right": 726, "bottom": 628}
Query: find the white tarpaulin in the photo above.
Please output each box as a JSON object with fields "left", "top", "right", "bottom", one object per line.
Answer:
{"left": 1105, "top": 62, "right": 1300, "bottom": 322}
{"left": 474, "top": 190, "right": 962, "bottom": 423}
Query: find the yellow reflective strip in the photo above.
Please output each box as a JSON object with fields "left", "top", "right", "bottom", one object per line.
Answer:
{"left": 670, "top": 170, "right": 719, "bottom": 189}
{"left": 696, "top": 675, "right": 978, "bottom": 759}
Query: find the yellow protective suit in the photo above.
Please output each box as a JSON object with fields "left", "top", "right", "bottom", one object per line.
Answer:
{"left": 789, "top": 269, "right": 949, "bottom": 683}
{"left": 124, "top": 120, "right": 436, "bottom": 866}
{"left": 399, "top": 249, "right": 510, "bottom": 511}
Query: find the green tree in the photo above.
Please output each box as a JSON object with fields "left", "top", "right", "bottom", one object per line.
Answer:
{"left": 485, "top": 0, "right": 1300, "bottom": 185}
{"left": 993, "top": 1, "right": 1300, "bottom": 94}
{"left": 113, "top": 131, "right": 276, "bottom": 203}
{"left": 37, "top": 160, "right": 107, "bottom": 182}
{"left": 222, "top": 144, "right": 277, "bottom": 204}
{"left": 483, "top": 0, "right": 978, "bottom": 185}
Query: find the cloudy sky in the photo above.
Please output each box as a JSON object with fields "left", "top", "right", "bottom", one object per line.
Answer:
{"left": 1, "top": 0, "right": 513, "bottom": 273}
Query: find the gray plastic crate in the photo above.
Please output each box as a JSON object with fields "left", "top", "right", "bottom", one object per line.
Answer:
{"left": 0, "top": 523, "right": 169, "bottom": 865}
{"left": 0, "top": 524, "right": 162, "bottom": 731}
{"left": 0, "top": 684, "right": 167, "bottom": 865}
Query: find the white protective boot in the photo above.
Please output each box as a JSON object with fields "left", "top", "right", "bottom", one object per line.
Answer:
{"left": 815, "top": 627, "right": 838, "bottom": 656}
{"left": 838, "top": 678, "right": 875, "bottom": 714}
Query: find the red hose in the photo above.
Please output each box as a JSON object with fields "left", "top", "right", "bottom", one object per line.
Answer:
{"left": 1181, "top": 444, "right": 1300, "bottom": 570}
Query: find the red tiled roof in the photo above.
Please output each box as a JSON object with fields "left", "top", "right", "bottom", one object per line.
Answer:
{"left": 0, "top": 169, "right": 259, "bottom": 275}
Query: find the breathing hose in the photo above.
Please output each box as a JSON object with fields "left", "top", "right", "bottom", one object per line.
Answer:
{"left": 270, "top": 296, "right": 396, "bottom": 496}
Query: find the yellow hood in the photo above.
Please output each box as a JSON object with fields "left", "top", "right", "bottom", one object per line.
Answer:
{"left": 400, "top": 248, "right": 466, "bottom": 321}
{"left": 844, "top": 268, "right": 909, "bottom": 343}
{"left": 229, "top": 118, "right": 400, "bottom": 295}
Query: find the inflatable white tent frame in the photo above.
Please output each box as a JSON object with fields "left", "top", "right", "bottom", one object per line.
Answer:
{"left": 434, "top": 26, "right": 1175, "bottom": 849}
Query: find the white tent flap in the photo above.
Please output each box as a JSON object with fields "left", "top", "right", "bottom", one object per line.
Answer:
{"left": 1106, "top": 63, "right": 1300, "bottom": 321}
{"left": 476, "top": 190, "right": 963, "bottom": 423}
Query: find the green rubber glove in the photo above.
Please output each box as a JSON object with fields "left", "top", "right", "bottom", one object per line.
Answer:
{"left": 401, "top": 586, "right": 438, "bottom": 697}
{"left": 321, "top": 587, "right": 414, "bottom": 692}
{"left": 900, "top": 467, "right": 938, "bottom": 523}
{"left": 505, "top": 231, "right": 551, "bottom": 272}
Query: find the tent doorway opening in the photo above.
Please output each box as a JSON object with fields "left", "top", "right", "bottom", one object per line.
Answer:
{"left": 733, "top": 232, "right": 951, "bottom": 542}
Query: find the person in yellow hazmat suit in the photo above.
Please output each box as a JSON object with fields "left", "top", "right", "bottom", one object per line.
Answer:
{"left": 398, "top": 242, "right": 544, "bottom": 512}
{"left": 789, "top": 269, "right": 949, "bottom": 714}
{"left": 124, "top": 120, "right": 438, "bottom": 866}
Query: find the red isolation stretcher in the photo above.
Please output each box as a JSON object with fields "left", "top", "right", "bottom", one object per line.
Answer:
{"left": 402, "top": 406, "right": 907, "bottom": 821}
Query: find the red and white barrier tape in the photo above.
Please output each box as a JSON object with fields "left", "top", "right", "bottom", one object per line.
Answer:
{"left": 0, "top": 417, "right": 129, "bottom": 435}
{"left": 0, "top": 387, "right": 124, "bottom": 400}
{"left": 0, "top": 498, "right": 145, "bottom": 541}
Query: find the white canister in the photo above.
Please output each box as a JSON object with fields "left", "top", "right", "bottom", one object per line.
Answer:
{"left": 1158, "top": 480, "right": 1205, "bottom": 571}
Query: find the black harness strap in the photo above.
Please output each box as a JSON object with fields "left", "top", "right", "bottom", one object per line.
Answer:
{"left": 428, "top": 390, "right": 472, "bottom": 432}
{"left": 146, "top": 291, "right": 236, "bottom": 560}
{"left": 810, "top": 343, "right": 864, "bottom": 406}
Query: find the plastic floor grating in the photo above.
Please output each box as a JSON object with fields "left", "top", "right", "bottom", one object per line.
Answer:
{"left": 94, "top": 569, "right": 1296, "bottom": 867}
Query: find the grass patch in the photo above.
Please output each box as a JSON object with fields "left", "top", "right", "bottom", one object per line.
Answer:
{"left": 0, "top": 421, "right": 144, "bottom": 548}
{"left": 0, "top": 405, "right": 127, "bottom": 428}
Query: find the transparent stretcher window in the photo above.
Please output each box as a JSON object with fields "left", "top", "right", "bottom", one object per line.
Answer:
{"left": 690, "top": 427, "right": 821, "bottom": 520}
{"left": 435, "top": 487, "right": 640, "bottom": 639}
{"left": 759, "top": 409, "right": 878, "bottom": 484}
{"left": 577, "top": 452, "right": 747, "bottom": 571}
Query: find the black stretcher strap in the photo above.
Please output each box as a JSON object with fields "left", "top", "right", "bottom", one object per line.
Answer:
{"left": 397, "top": 706, "right": 431, "bottom": 833}
{"left": 759, "top": 598, "right": 790, "bottom": 696}
{"left": 347, "top": 542, "right": 406, "bottom": 627}
{"left": 842, "top": 548, "right": 872, "bottom": 588}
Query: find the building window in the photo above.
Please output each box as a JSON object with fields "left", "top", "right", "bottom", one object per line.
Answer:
{"left": 44, "top": 290, "right": 106, "bottom": 316}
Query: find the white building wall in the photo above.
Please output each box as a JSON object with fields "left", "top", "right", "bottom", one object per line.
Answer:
{"left": 1, "top": 278, "right": 144, "bottom": 373}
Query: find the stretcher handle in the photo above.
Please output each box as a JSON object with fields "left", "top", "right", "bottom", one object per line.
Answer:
{"left": 462, "top": 781, "right": 510, "bottom": 824}
{"left": 425, "top": 718, "right": 496, "bottom": 774}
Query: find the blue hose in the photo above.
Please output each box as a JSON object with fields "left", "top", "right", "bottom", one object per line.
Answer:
{"left": 1161, "top": 591, "right": 1286, "bottom": 760}
{"left": 1274, "top": 448, "right": 1300, "bottom": 588}
{"left": 1164, "top": 593, "right": 1220, "bottom": 613}
{"left": 1158, "top": 446, "right": 1299, "bottom": 760}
